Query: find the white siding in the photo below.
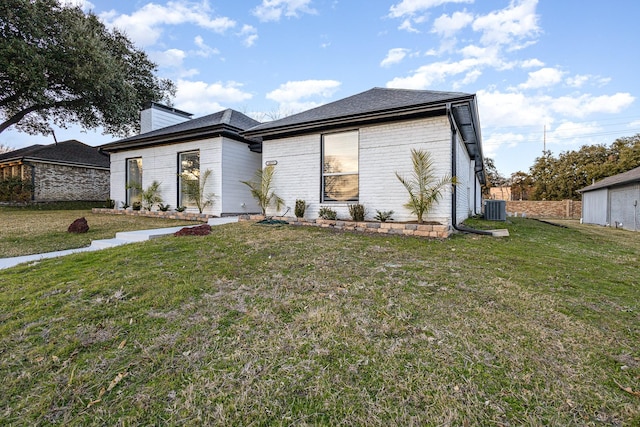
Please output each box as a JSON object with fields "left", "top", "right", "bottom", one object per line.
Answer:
{"left": 262, "top": 134, "right": 321, "bottom": 218}
{"left": 221, "top": 139, "right": 262, "bottom": 214}
{"left": 360, "top": 116, "right": 452, "bottom": 223}
{"left": 263, "top": 116, "right": 457, "bottom": 224}
{"left": 140, "top": 106, "right": 191, "bottom": 134}
{"left": 455, "top": 134, "right": 472, "bottom": 224}
{"left": 110, "top": 138, "right": 224, "bottom": 215}
{"left": 582, "top": 188, "right": 608, "bottom": 226}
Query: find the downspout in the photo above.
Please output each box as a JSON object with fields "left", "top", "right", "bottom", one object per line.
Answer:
{"left": 446, "top": 103, "right": 493, "bottom": 236}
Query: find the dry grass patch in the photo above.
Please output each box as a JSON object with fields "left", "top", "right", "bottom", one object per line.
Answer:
{"left": 0, "top": 208, "right": 193, "bottom": 257}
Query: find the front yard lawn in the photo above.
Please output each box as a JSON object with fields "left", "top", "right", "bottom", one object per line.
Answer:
{"left": 0, "top": 218, "right": 638, "bottom": 425}
{"left": 0, "top": 208, "right": 193, "bottom": 257}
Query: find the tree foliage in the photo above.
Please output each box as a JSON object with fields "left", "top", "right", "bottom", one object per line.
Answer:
{"left": 0, "top": 0, "right": 175, "bottom": 136}
{"left": 525, "top": 134, "right": 640, "bottom": 200}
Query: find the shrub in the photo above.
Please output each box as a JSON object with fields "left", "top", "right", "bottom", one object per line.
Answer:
{"left": 318, "top": 206, "right": 337, "bottom": 220}
{"left": 175, "top": 206, "right": 186, "bottom": 212}
{"left": 120, "top": 201, "right": 130, "bottom": 210}
{"left": 348, "top": 203, "right": 366, "bottom": 222}
{"left": 294, "top": 199, "right": 306, "bottom": 218}
{"left": 374, "top": 210, "right": 394, "bottom": 222}
{"left": 105, "top": 198, "right": 115, "bottom": 209}
{"left": 158, "top": 203, "right": 171, "bottom": 212}
{"left": 0, "top": 177, "right": 33, "bottom": 202}
{"left": 132, "top": 201, "right": 142, "bottom": 211}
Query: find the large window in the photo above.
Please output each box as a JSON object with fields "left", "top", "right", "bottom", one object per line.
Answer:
{"left": 178, "top": 150, "right": 200, "bottom": 208}
{"left": 322, "top": 131, "right": 359, "bottom": 202}
{"left": 126, "top": 158, "right": 142, "bottom": 205}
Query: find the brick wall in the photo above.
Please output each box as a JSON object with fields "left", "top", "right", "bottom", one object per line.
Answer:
{"left": 33, "top": 163, "right": 110, "bottom": 201}
{"left": 505, "top": 200, "right": 582, "bottom": 219}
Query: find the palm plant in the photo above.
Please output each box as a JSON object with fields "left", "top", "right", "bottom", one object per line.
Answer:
{"left": 395, "top": 149, "right": 457, "bottom": 224}
{"left": 241, "top": 165, "right": 284, "bottom": 216}
{"left": 127, "top": 180, "right": 163, "bottom": 211}
{"left": 140, "top": 180, "right": 163, "bottom": 211}
{"left": 181, "top": 168, "right": 215, "bottom": 213}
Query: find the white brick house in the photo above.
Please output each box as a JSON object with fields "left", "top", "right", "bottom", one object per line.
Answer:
{"left": 244, "top": 88, "right": 485, "bottom": 227}
{"left": 100, "top": 108, "right": 262, "bottom": 216}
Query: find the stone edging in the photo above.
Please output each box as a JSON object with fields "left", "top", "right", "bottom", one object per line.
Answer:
{"left": 239, "top": 215, "right": 452, "bottom": 238}
{"left": 91, "top": 208, "right": 212, "bottom": 222}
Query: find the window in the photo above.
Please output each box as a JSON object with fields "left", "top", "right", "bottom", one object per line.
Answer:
{"left": 126, "top": 158, "right": 142, "bottom": 205}
{"left": 322, "top": 130, "right": 359, "bottom": 202}
{"left": 178, "top": 151, "right": 200, "bottom": 208}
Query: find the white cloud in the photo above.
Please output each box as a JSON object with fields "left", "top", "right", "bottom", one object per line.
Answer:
{"left": 381, "top": 48, "right": 411, "bottom": 67}
{"left": 431, "top": 10, "right": 474, "bottom": 37}
{"left": 477, "top": 89, "right": 553, "bottom": 129}
{"left": 520, "top": 58, "right": 544, "bottom": 68}
{"left": 547, "top": 93, "right": 635, "bottom": 118}
{"left": 389, "top": 0, "right": 473, "bottom": 32}
{"left": 100, "top": 1, "right": 236, "bottom": 47}
{"left": 148, "top": 48, "right": 187, "bottom": 68}
{"left": 253, "top": 0, "right": 317, "bottom": 22}
{"left": 518, "top": 67, "right": 565, "bottom": 89}
{"left": 472, "top": 0, "right": 540, "bottom": 48}
{"left": 267, "top": 80, "right": 341, "bottom": 103}
{"left": 266, "top": 80, "right": 341, "bottom": 112}
{"left": 238, "top": 25, "right": 258, "bottom": 47}
{"left": 565, "top": 74, "right": 589, "bottom": 88}
{"left": 388, "top": 0, "right": 473, "bottom": 19}
{"left": 59, "top": 0, "right": 94, "bottom": 10}
{"left": 174, "top": 80, "right": 253, "bottom": 115}
{"left": 194, "top": 36, "right": 220, "bottom": 57}
{"left": 547, "top": 121, "right": 603, "bottom": 144}
{"left": 387, "top": 53, "right": 502, "bottom": 89}
{"left": 482, "top": 132, "right": 525, "bottom": 158}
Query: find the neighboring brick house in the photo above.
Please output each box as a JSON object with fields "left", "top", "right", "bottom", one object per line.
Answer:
{"left": 244, "top": 87, "right": 486, "bottom": 227}
{"left": 0, "top": 140, "right": 110, "bottom": 202}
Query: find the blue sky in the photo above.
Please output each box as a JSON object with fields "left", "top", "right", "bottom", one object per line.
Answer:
{"left": 2, "top": 0, "right": 639, "bottom": 176}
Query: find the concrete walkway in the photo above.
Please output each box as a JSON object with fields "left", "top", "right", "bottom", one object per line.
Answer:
{"left": 0, "top": 216, "right": 238, "bottom": 271}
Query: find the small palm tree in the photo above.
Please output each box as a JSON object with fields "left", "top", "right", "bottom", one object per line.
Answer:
{"left": 127, "top": 180, "right": 163, "bottom": 211}
{"left": 395, "top": 149, "right": 457, "bottom": 224}
{"left": 241, "top": 165, "right": 284, "bottom": 216}
{"left": 181, "top": 168, "right": 215, "bottom": 213}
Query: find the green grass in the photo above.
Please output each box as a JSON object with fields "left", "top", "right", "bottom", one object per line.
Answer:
{"left": 0, "top": 208, "right": 193, "bottom": 257}
{"left": 0, "top": 217, "right": 638, "bottom": 425}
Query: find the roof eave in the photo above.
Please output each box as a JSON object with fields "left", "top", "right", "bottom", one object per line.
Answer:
{"left": 101, "top": 124, "right": 253, "bottom": 153}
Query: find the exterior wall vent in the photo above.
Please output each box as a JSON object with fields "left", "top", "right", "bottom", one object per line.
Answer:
{"left": 484, "top": 200, "right": 506, "bottom": 221}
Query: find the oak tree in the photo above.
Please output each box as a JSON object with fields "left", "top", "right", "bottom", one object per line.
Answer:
{"left": 0, "top": 0, "right": 175, "bottom": 136}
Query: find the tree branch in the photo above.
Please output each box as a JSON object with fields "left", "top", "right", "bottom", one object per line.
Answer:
{"left": 0, "top": 98, "right": 83, "bottom": 134}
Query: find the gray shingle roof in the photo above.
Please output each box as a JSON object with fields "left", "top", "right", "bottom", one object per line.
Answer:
{"left": 0, "top": 140, "right": 109, "bottom": 168}
{"left": 100, "top": 108, "right": 260, "bottom": 151}
{"left": 244, "top": 87, "right": 473, "bottom": 137}
{"left": 578, "top": 165, "right": 640, "bottom": 192}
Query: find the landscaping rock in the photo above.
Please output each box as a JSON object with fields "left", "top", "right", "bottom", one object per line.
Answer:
{"left": 68, "top": 217, "right": 89, "bottom": 233}
{"left": 174, "top": 224, "right": 212, "bottom": 236}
